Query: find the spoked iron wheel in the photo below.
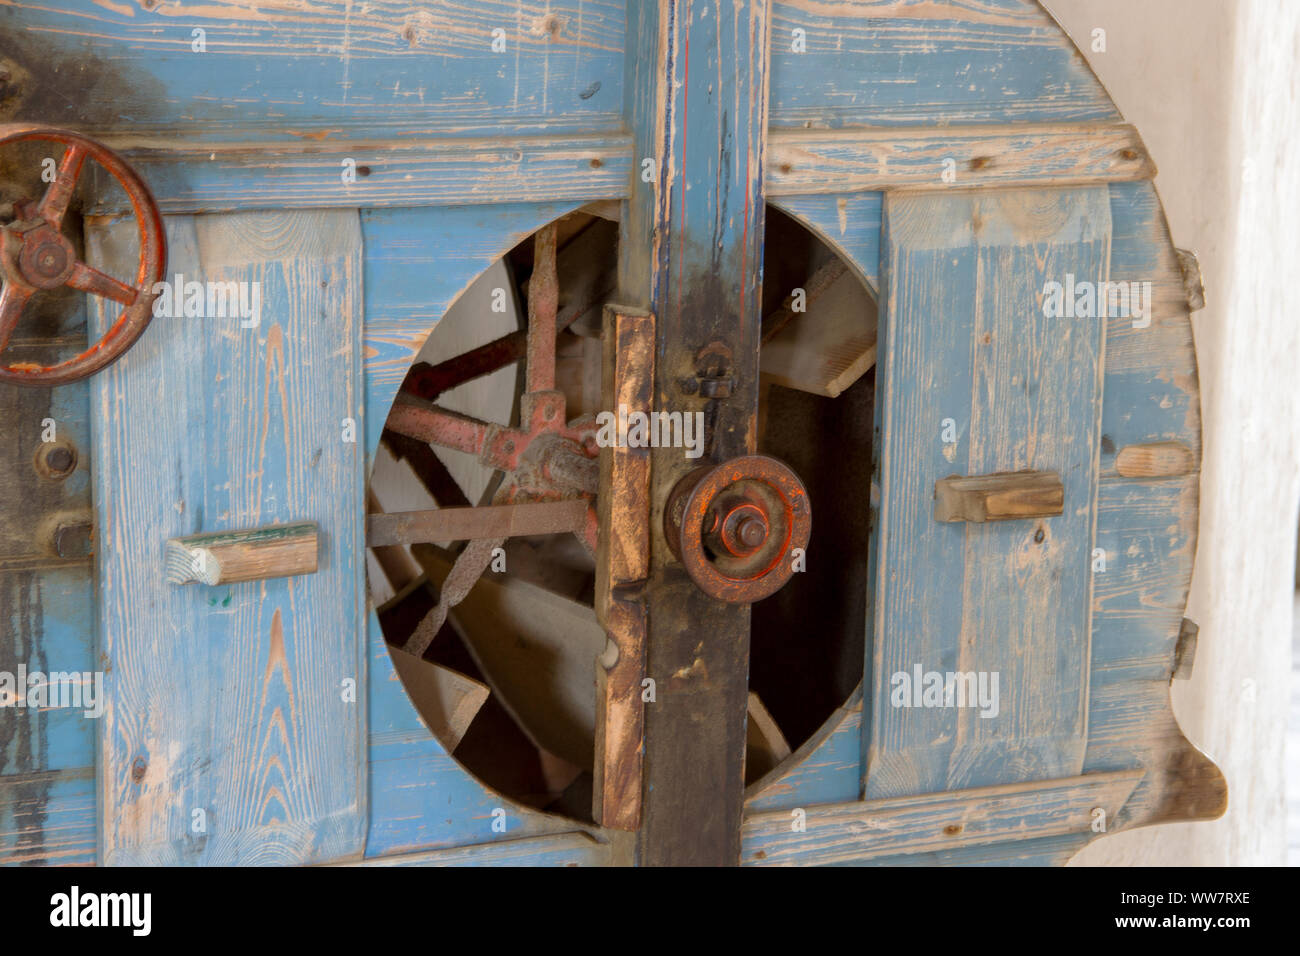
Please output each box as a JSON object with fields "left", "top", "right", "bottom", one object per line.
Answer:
{"left": 367, "top": 207, "right": 876, "bottom": 821}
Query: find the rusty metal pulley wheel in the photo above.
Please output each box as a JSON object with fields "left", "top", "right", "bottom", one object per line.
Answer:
{"left": 0, "top": 124, "right": 166, "bottom": 387}
{"left": 664, "top": 454, "right": 811, "bottom": 604}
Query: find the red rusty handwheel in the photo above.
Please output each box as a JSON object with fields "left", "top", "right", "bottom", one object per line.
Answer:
{"left": 664, "top": 454, "right": 811, "bottom": 604}
{"left": 0, "top": 125, "right": 166, "bottom": 387}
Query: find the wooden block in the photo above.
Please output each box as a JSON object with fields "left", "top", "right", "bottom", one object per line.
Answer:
{"left": 1172, "top": 619, "right": 1199, "bottom": 681}
{"left": 592, "top": 304, "right": 654, "bottom": 831}
{"left": 165, "top": 521, "right": 318, "bottom": 585}
{"left": 760, "top": 258, "right": 878, "bottom": 398}
{"left": 1114, "top": 441, "right": 1195, "bottom": 479}
{"left": 934, "top": 472, "right": 1065, "bottom": 523}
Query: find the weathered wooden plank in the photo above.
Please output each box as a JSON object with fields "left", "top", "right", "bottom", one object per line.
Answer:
{"left": 868, "top": 187, "right": 1110, "bottom": 799}
{"left": 350, "top": 831, "right": 614, "bottom": 867}
{"left": 78, "top": 123, "right": 1149, "bottom": 217}
{"left": 0, "top": 0, "right": 625, "bottom": 140}
{"left": 0, "top": 553, "right": 96, "bottom": 869}
{"left": 90, "top": 211, "right": 368, "bottom": 865}
{"left": 3, "top": 0, "right": 1116, "bottom": 141}
{"left": 759, "top": 258, "right": 878, "bottom": 399}
{"left": 747, "top": 167, "right": 1205, "bottom": 863}
{"left": 0, "top": 769, "right": 96, "bottom": 866}
{"left": 768, "top": 0, "right": 1119, "bottom": 128}
{"left": 619, "top": 0, "right": 770, "bottom": 867}
{"left": 0, "top": 252, "right": 97, "bottom": 868}
{"left": 411, "top": 544, "right": 604, "bottom": 770}
{"left": 1091, "top": 478, "right": 1199, "bottom": 676}
{"left": 769, "top": 124, "right": 1153, "bottom": 195}
{"left": 1080, "top": 177, "right": 1217, "bottom": 835}
{"left": 745, "top": 692, "right": 793, "bottom": 782}
{"left": 86, "top": 135, "right": 632, "bottom": 217}
{"left": 593, "top": 305, "right": 652, "bottom": 830}
{"left": 742, "top": 769, "right": 1142, "bottom": 866}
{"left": 1098, "top": 181, "right": 1201, "bottom": 475}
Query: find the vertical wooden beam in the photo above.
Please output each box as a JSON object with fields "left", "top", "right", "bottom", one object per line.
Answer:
{"left": 619, "top": 0, "right": 772, "bottom": 865}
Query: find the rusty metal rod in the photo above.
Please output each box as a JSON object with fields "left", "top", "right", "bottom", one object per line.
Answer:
{"left": 400, "top": 330, "right": 527, "bottom": 403}
{"left": 387, "top": 397, "right": 491, "bottom": 457}
{"left": 366, "top": 499, "right": 590, "bottom": 548}
{"left": 525, "top": 223, "right": 559, "bottom": 394}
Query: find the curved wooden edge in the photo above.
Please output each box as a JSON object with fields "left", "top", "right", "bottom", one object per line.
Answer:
{"left": 744, "top": 684, "right": 863, "bottom": 810}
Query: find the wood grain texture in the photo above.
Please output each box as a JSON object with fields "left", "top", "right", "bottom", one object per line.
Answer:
{"left": 772, "top": 194, "right": 882, "bottom": 292}
{"left": 868, "top": 187, "right": 1110, "bottom": 799}
{"left": 89, "top": 211, "right": 367, "bottom": 865}
{"left": 593, "top": 305, "right": 653, "bottom": 830}
{"left": 165, "top": 522, "right": 319, "bottom": 585}
{"left": 1080, "top": 179, "right": 1218, "bottom": 834}
{"left": 1, "top": 0, "right": 626, "bottom": 141}
{"left": 78, "top": 123, "right": 1149, "bottom": 217}
{"left": 768, "top": 124, "right": 1153, "bottom": 195}
{"left": 352, "top": 831, "right": 614, "bottom": 867}
{"left": 0, "top": 351, "right": 98, "bottom": 866}
{"left": 86, "top": 134, "right": 632, "bottom": 217}
{"left": 934, "top": 471, "right": 1065, "bottom": 523}
{"left": 3, "top": 1, "right": 1119, "bottom": 137}
{"left": 768, "top": 0, "right": 1119, "bottom": 128}
{"left": 730, "top": 181, "right": 1210, "bottom": 858}
{"left": 1098, "top": 182, "right": 1202, "bottom": 476}
{"left": 742, "top": 769, "right": 1142, "bottom": 866}
{"left": 759, "top": 258, "right": 878, "bottom": 398}
{"left": 1114, "top": 441, "right": 1195, "bottom": 479}
{"left": 620, "top": 0, "right": 771, "bottom": 867}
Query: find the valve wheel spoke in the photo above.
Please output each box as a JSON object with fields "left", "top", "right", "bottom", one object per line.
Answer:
{"left": 65, "top": 260, "right": 140, "bottom": 305}
{"left": 36, "top": 144, "right": 87, "bottom": 231}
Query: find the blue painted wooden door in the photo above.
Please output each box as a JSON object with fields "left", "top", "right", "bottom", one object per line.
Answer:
{"left": 867, "top": 187, "right": 1110, "bottom": 798}
{"left": 87, "top": 211, "right": 367, "bottom": 865}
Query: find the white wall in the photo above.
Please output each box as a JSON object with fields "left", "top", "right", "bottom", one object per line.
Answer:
{"left": 1044, "top": 0, "right": 1300, "bottom": 866}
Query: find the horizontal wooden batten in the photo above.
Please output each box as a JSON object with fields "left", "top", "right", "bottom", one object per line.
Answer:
{"left": 86, "top": 134, "right": 634, "bottom": 216}
{"left": 741, "top": 769, "right": 1144, "bottom": 866}
{"left": 767, "top": 124, "right": 1155, "bottom": 195}
{"left": 342, "top": 832, "right": 615, "bottom": 867}
{"left": 84, "top": 124, "right": 1155, "bottom": 216}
